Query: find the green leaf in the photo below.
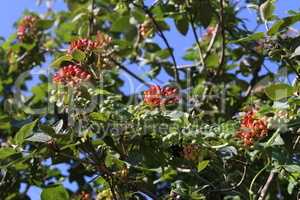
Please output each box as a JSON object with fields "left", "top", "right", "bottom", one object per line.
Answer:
{"left": 93, "top": 88, "right": 112, "bottom": 95}
{"left": 260, "top": 0, "right": 276, "bottom": 22}
{"left": 26, "top": 132, "right": 52, "bottom": 143}
{"left": 154, "top": 168, "right": 177, "bottom": 184}
{"left": 41, "top": 185, "right": 69, "bottom": 200}
{"left": 71, "top": 49, "right": 86, "bottom": 62}
{"left": 206, "top": 54, "right": 219, "bottom": 68}
{"left": 0, "top": 122, "right": 11, "bottom": 130}
{"left": 197, "top": 160, "right": 209, "bottom": 172}
{"left": 40, "top": 125, "right": 56, "bottom": 136}
{"left": 174, "top": 16, "right": 189, "bottom": 36}
{"left": 111, "top": 16, "right": 130, "bottom": 32}
{"left": 105, "top": 153, "right": 124, "bottom": 168}
{"left": 283, "top": 165, "right": 300, "bottom": 173}
{"left": 193, "top": 0, "right": 213, "bottom": 28}
{"left": 232, "top": 32, "right": 265, "bottom": 43}
{"left": 2, "top": 33, "right": 17, "bottom": 50}
{"left": 267, "top": 20, "right": 284, "bottom": 35}
{"left": 37, "top": 19, "right": 54, "bottom": 30}
{"left": 14, "top": 120, "right": 38, "bottom": 145}
{"left": 171, "top": 180, "right": 189, "bottom": 197}
{"left": 183, "top": 49, "right": 198, "bottom": 61}
{"left": 291, "top": 46, "right": 300, "bottom": 58}
{"left": 272, "top": 134, "right": 284, "bottom": 145}
{"left": 31, "top": 83, "right": 48, "bottom": 104}
{"left": 268, "top": 14, "right": 300, "bottom": 36}
{"left": 19, "top": 43, "right": 35, "bottom": 51}
{"left": 287, "top": 181, "right": 297, "bottom": 194}
{"left": 50, "top": 55, "right": 73, "bottom": 68}
{"left": 89, "top": 112, "right": 110, "bottom": 122}
{"left": 54, "top": 120, "right": 64, "bottom": 133}
{"left": 72, "top": 12, "right": 88, "bottom": 23}
{"left": 264, "top": 83, "right": 294, "bottom": 101}
{"left": 55, "top": 22, "right": 76, "bottom": 42}
{"left": 132, "top": 10, "right": 145, "bottom": 23}
{"left": 0, "top": 147, "right": 18, "bottom": 160}
{"left": 95, "top": 176, "right": 109, "bottom": 186}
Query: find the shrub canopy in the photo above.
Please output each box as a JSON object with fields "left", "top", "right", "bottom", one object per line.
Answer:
{"left": 0, "top": 0, "right": 300, "bottom": 199}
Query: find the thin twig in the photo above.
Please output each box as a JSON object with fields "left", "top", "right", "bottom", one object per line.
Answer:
{"left": 210, "top": 165, "right": 247, "bottom": 193}
{"left": 293, "top": 135, "right": 300, "bottom": 150}
{"left": 110, "top": 58, "right": 151, "bottom": 87}
{"left": 244, "top": 61, "right": 262, "bottom": 98}
{"left": 190, "top": 168, "right": 216, "bottom": 189}
{"left": 204, "top": 24, "right": 220, "bottom": 60}
{"left": 186, "top": 0, "right": 205, "bottom": 67}
{"left": 177, "top": 63, "right": 201, "bottom": 69}
{"left": 88, "top": 0, "right": 95, "bottom": 37}
{"left": 132, "top": 1, "right": 180, "bottom": 82}
{"left": 258, "top": 170, "right": 277, "bottom": 200}
{"left": 149, "top": 0, "right": 160, "bottom": 10}
{"left": 58, "top": 152, "right": 95, "bottom": 165}
{"left": 274, "top": 39, "right": 300, "bottom": 79}
{"left": 169, "top": 23, "right": 219, "bottom": 72}
{"left": 217, "top": 0, "right": 226, "bottom": 76}
{"left": 108, "top": 178, "right": 118, "bottom": 200}
{"left": 249, "top": 158, "right": 271, "bottom": 200}
{"left": 285, "top": 59, "right": 300, "bottom": 79}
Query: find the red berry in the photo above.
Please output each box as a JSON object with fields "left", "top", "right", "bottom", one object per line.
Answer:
{"left": 237, "top": 109, "right": 268, "bottom": 146}
{"left": 68, "top": 38, "right": 99, "bottom": 54}
{"left": 53, "top": 64, "right": 91, "bottom": 87}
{"left": 143, "top": 85, "right": 180, "bottom": 106}
{"left": 17, "top": 15, "right": 38, "bottom": 41}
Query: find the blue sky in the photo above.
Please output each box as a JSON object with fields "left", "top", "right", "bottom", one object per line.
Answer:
{"left": 1, "top": 0, "right": 300, "bottom": 199}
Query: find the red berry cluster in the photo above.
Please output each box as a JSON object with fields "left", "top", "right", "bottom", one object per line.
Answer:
{"left": 53, "top": 64, "right": 91, "bottom": 86}
{"left": 17, "top": 16, "right": 38, "bottom": 41}
{"left": 68, "top": 33, "right": 112, "bottom": 54}
{"left": 68, "top": 38, "right": 99, "bottom": 54}
{"left": 237, "top": 109, "right": 268, "bottom": 146}
{"left": 182, "top": 144, "right": 200, "bottom": 161}
{"left": 144, "top": 85, "right": 180, "bottom": 106}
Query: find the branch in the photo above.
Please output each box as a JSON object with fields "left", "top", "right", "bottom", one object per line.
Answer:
{"left": 249, "top": 158, "right": 271, "bottom": 200}
{"left": 110, "top": 58, "right": 151, "bottom": 87}
{"left": 58, "top": 151, "right": 95, "bottom": 165}
{"left": 176, "top": 63, "right": 202, "bottom": 69}
{"left": 217, "top": 0, "right": 226, "bottom": 76}
{"left": 108, "top": 178, "right": 118, "bottom": 200}
{"left": 293, "top": 135, "right": 300, "bottom": 150}
{"left": 285, "top": 58, "right": 300, "bottom": 79}
{"left": 186, "top": 0, "right": 205, "bottom": 67}
{"left": 169, "top": 25, "right": 219, "bottom": 72}
{"left": 204, "top": 23, "right": 220, "bottom": 60}
{"left": 149, "top": 0, "right": 160, "bottom": 10}
{"left": 88, "top": 0, "right": 95, "bottom": 37}
{"left": 132, "top": 2, "right": 180, "bottom": 82}
{"left": 273, "top": 38, "right": 300, "bottom": 79}
{"left": 258, "top": 171, "right": 277, "bottom": 200}
{"left": 244, "top": 61, "right": 263, "bottom": 98}
{"left": 173, "top": 24, "right": 220, "bottom": 72}
{"left": 210, "top": 165, "right": 247, "bottom": 193}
